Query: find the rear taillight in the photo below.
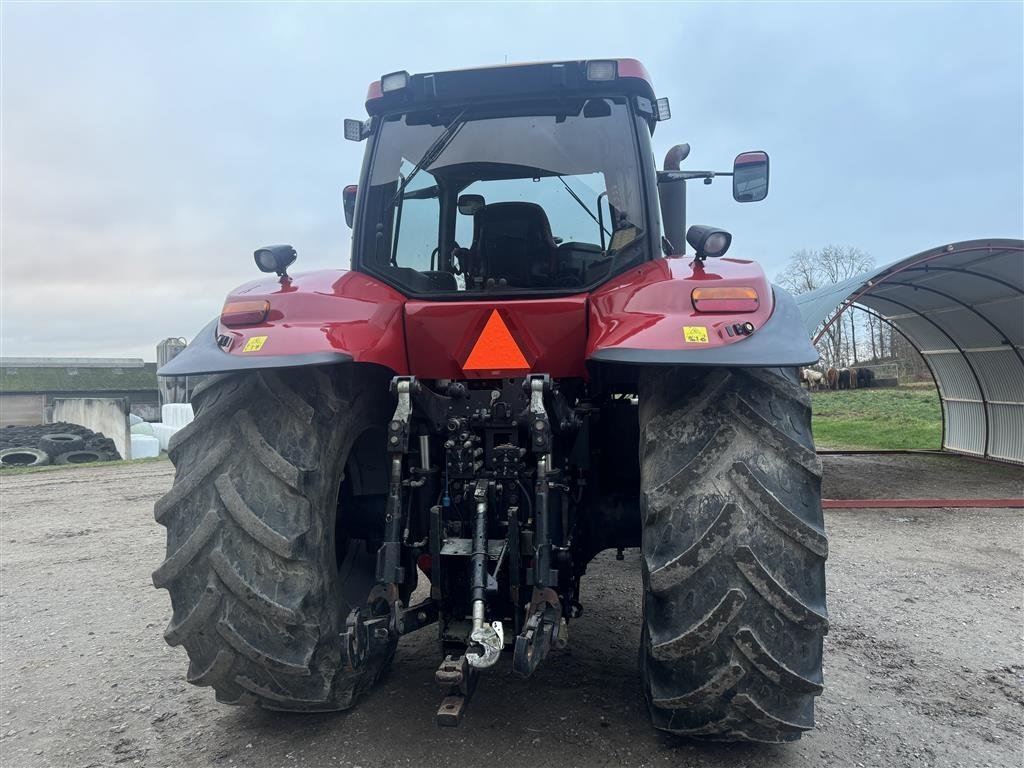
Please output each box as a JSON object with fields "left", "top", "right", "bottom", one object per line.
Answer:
{"left": 691, "top": 287, "right": 759, "bottom": 313}
{"left": 221, "top": 300, "right": 269, "bottom": 327}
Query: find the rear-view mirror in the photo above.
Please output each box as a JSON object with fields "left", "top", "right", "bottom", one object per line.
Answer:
{"left": 582, "top": 98, "right": 612, "bottom": 118}
{"left": 732, "top": 151, "right": 769, "bottom": 202}
{"left": 343, "top": 184, "right": 357, "bottom": 227}
{"left": 458, "top": 194, "right": 485, "bottom": 215}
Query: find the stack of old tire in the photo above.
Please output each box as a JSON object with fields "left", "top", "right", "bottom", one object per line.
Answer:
{"left": 0, "top": 422, "right": 121, "bottom": 469}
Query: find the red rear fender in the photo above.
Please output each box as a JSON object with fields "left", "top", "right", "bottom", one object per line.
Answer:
{"left": 215, "top": 270, "right": 409, "bottom": 374}
{"left": 588, "top": 258, "right": 774, "bottom": 357}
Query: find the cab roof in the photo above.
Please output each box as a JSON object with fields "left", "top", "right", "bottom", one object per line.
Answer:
{"left": 364, "top": 58, "right": 655, "bottom": 115}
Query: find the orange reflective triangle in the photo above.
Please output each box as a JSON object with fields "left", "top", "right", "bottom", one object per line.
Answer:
{"left": 463, "top": 310, "right": 530, "bottom": 371}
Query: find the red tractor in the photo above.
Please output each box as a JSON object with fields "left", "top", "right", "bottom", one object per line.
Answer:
{"left": 155, "top": 59, "right": 827, "bottom": 742}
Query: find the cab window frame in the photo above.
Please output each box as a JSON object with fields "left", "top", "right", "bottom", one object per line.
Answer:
{"left": 351, "top": 95, "right": 660, "bottom": 299}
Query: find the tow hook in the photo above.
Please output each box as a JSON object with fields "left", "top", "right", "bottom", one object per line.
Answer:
{"left": 341, "top": 597, "right": 437, "bottom": 673}
{"left": 341, "top": 602, "right": 400, "bottom": 673}
{"left": 513, "top": 586, "right": 562, "bottom": 677}
{"left": 467, "top": 621, "right": 504, "bottom": 669}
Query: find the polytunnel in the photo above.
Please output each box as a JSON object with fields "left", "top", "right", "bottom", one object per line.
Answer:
{"left": 795, "top": 238, "right": 1024, "bottom": 465}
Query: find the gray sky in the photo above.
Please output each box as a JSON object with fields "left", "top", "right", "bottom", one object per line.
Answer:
{"left": 2, "top": 1, "right": 1022, "bottom": 361}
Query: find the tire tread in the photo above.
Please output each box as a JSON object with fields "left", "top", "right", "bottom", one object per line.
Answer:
{"left": 639, "top": 367, "right": 827, "bottom": 743}
{"left": 153, "top": 367, "right": 393, "bottom": 711}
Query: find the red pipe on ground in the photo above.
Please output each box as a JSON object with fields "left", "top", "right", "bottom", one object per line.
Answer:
{"left": 823, "top": 498, "right": 1024, "bottom": 509}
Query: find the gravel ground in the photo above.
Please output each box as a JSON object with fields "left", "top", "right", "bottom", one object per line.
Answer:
{"left": 1, "top": 455, "right": 1021, "bottom": 768}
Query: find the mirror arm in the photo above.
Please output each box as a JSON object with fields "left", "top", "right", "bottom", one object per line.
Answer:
{"left": 659, "top": 170, "right": 731, "bottom": 182}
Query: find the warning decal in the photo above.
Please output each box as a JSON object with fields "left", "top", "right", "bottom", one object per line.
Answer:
{"left": 683, "top": 326, "right": 710, "bottom": 344}
{"left": 243, "top": 336, "right": 268, "bottom": 352}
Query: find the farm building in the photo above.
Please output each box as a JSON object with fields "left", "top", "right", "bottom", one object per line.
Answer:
{"left": 798, "top": 238, "right": 1024, "bottom": 464}
{"left": 0, "top": 357, "right": 159, "bottom": 426}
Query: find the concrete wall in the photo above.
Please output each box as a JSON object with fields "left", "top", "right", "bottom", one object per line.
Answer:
{"left": 1, "top": 392, "right": 159, "bottom": 431}
{"left": 0, "top": 394, "right": 47, "bottom": 426}
{"left": 51, "top": 397, "right": 131, "bottom": 460}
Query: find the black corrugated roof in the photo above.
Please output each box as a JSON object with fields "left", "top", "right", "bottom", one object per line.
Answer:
{"left": 0, "top": 361, "right": 158, "bottom": 394}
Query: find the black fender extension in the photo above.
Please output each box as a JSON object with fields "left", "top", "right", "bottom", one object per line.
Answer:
{"left": 157, "top": 319, "right": 353, "bottom": 377}
{"left": 588, "top": 286, "right": 818, "bottom": 368}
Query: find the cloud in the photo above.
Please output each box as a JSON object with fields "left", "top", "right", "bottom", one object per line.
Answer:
{"left": 2, "top": 2, "right": 1021, "bottom": 360}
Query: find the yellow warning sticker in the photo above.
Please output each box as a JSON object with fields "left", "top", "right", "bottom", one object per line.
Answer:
{"left": 683, "top": 326, "right": 709, "bottom": 344}
{"left": 243, "top": 335, "right": 268, "bottom": 352}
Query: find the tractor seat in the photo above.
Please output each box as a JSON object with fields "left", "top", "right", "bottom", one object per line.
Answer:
{"left": 470, "top": 202, "right": 557, "bottom": 288}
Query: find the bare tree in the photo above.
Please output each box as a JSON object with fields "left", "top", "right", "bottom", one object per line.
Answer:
{"left": 815, "top": 245, "right": 874, "bottom": 285}
{"left": 775, "top": 249, "right": 820, "bottom": 293}
{"left": 866, "top": 312, "right": 879, "bottom": 360}
{"left": 776, "top": 245, "right": 875, "bottom": 368}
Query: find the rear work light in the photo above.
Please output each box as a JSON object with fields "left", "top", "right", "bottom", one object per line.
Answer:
{"left": 380, "top": 70, "right": 409, "bottom": 92}
{"left": 656, "top": 97, "right": 671, "bottom": 121}
{"left": 586, "top": 60, "right": 617, "bottom": 81}
{"left": 691, "top": 287, "right": 760, "bottom": 313}
{"left": 344, "top": 118, "right": 369, "bottom": 142}
{"left": 221, "top": 300, "right": 269, "bottom": 327}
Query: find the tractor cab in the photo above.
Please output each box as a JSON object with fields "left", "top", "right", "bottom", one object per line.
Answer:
{"left": 345, "top": 60, "right": 663, "bottom": 297}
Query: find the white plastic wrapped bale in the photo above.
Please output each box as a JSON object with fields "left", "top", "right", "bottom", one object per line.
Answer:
{"left": 161, "top": 403, "right": 195, "bottom": 430}
{"left": 131, "top": 434, "right": 160, "bottom": 459}
{"left": 151, "top": 423, "right": 179, "bottom": 452}
{"left": 129, "top": 413, "right": 144, "bottom": 426}
{"left": 131, "top": 422, "right": 156, "bottom": 436}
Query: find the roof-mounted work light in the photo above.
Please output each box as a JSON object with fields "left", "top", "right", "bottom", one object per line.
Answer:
{"left": 380, "top": 70, "right": 410, "bottom": 92}
{"left": 344, "top": 118, "right": 369, "bottom": 142}
{"left": 586, "top": 60, "right": 617, "bottom": 81}
{"left": 656, "top": 97, "right": 671, "bottom": 121}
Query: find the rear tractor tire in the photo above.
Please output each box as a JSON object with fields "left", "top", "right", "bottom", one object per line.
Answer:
{"left": 153, "top": 365, "right": 395, "bottom": 711}
{"left": 638, "top": 367, "right": 828, "bottom": 742}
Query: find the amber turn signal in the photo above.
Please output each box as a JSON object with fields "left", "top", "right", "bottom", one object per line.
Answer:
{"left": 221, "top": 300, "right": 270, "bottom": 327}
{"left": 691, "top": 286, "right": 759, "bottom": 313}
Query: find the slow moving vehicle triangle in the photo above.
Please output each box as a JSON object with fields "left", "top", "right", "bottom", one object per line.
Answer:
{"left": 463, "top": 310, "right": 530, "bottom": 371}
